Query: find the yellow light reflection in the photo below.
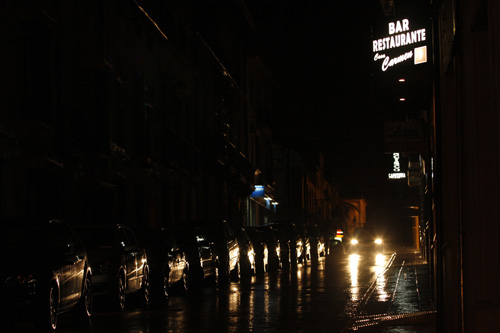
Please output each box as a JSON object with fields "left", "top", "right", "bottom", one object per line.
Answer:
{"left": 297, "top": 268, "right": 302, "bottom": 279}
{"left": 349, "top": 254, "right": 360, "bottom": 302}
{"left": 249, "top": 249, "right": 255, "bottom": 267}
{"left": 228, "top": 289, "right": 239, "bottom": 327}
{"left": 263, "top": 282, "right": 270, "bottom": 328}
{"left": 375, "top": 254, "right": 385, "bottom": 269}
{"left": 374, "top": 254, "right": 389, "bottom": 302}
{"left": 263, "top": 246, "right": 269, "bottom": 269}
{"left": 248, "top": 283, "right": 255, "bottom": 331}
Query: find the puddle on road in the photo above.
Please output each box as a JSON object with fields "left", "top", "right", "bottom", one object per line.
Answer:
{"left": 346, "top": 253, "right": 393, "bottom": 313}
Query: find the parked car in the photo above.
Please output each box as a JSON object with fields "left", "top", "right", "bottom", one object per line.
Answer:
{"left": 174, "top": 226, "right": 219, "bottom": 288}
{"left": 0, "top": 218, "right": 93, "bottom": 331}
{"left": 236, "top": 228, "right": 256, "bottom": 277}
{"left": 188, "top": 220, "right": 240, "bottom": 285}
{"left": 74, "top": 224, "right": 150, "bottom": 310}
{"left": 268, "top": 224, "right": 291, "bottom": 269}
{"left": 347, "top": 227, "right": 385, "bottom": 255}
{"left": 306, "top": 224, "right": 327, "bottom": 260}
{"left": 324, "top": 228, "right": 345, "bottom": 255}
{"left": 272, "top": 220, "right": 304, "bottom": 267}
{"left": 135, "top": 227, "right": 189, "bottom": 301}
{"left": 245, "top": 227, "right": 270, "bottom": 273}
{"left": 296, "top": 223, "right": 312, "bottom": 262}
{"left": 265, "top": 225, "right": 285, "bottom": 270}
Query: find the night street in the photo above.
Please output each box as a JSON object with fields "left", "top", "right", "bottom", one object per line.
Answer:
{"left": 8, "top": 246, "right": 436, "bottom": 333}
{"left": 1, "top": 1, "right": 499, "bottom": 331}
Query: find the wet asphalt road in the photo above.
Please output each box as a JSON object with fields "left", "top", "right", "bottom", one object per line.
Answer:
{"left": 17, "top": 250, "right": 399, "bottom": 333}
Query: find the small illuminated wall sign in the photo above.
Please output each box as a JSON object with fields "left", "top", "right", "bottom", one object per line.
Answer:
{"left": 414, "top": 46, "right": 427, "bottom": 64}
{"left": 250, "top": 185, "right": 265, "bottom": 198}
{"left": 388, "top": 172, "right": 406, "bottom": 179}
{"left": 372, "top": 19, "right": 428, "bottom": 72}
{"left": 388, "top": 153, "right": 406, "bottom": 179}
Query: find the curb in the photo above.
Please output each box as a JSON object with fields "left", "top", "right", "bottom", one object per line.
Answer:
{"left": 344, "top": 250, "right": 437, "bottom": 332}
{"left": 350, "top": 310, "right": 437, "bottom": 331}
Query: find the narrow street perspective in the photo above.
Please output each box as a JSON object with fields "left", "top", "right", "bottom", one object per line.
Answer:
{"left": 1, "top": 1, "right": 499, "bottom": 332}
{"left": 7, "top": 243, "right": 436, "bottom": 333}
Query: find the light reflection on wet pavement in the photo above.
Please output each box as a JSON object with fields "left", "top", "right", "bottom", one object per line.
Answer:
{"left": 20, "top": 250, "right": 404, "bottom": 332}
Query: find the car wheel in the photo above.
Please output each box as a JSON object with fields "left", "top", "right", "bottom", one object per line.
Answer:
{"left": 240, "top": 259, "right": 248, "bottom": 277}
{"left": 219, "top": 258, "right": 230, "bottom": 286}
{"left": 299, "top": 251, "right": 305, "bottom": 264}
{"left": 162, "top": 268, "right": 170, "bottom": 299}
{"left": 213, "top": 264, "right": 219, "bottom": 287}
{"left": 117, "top": 273, "right": 126, "bottom": 311}
{"left": 231, "top": 261, "right": 241, "bottom": 281}
{"left": 142, "top": 266, "right": 150, "bottom": 305}
{"left": 294, "top": 252, "right": 300, "bottom": 266}
{"left": 48, "top": 283, "right": 58, "bottom": 330}
{"left": 181, "top": 268, "right": 189, "bottom": 293}
{"left": 242, "top": 259, "right": 255, "bottom": 277}
{"left": 77, "top": 274, "right": 93, "bottom": 320}
{"left": 263, "top": 252, "right": 269, "bottom": 273}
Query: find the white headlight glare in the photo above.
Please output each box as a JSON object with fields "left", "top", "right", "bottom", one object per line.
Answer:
{"left": 351, "top": 239, "right": 358, "bottom": 245}
{"left": 374, "top": 238, "right": 383, "bottom": 245}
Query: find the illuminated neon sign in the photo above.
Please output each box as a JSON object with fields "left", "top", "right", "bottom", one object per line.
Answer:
{"left": 372, "top": 19, "right": 427, "bottom": 72}
{"left": 388, "top": 153, "right": 406, "bottom": 179}
{"left": 250, "top": 185, "right": 265, "bottom": 198}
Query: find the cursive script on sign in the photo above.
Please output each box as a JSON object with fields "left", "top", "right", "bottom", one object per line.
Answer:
{"left": 375, "top": 51, "right": 414, "bottom": 71}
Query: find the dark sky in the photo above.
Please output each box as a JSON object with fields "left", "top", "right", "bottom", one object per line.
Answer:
{"left": 251, "top": 2, "right": 387, "bottom": 189}
{"left": 248, "top": 1, "right": 424, "bottom": 229}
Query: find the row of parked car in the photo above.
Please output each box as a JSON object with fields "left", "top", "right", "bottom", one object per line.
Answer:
{"left": 0, "top": 217, "right": 329, "bottom": 330}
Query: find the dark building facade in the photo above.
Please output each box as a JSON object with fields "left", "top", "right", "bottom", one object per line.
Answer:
{"left": 272, "top": 146, "right": 339, "bottom": 233}
{"left": 376, "top": 0, "right": 500, "bottom": 331}
{"left": 0, "top": 0, "right": 267, "bottom": 230}
{"left": 434, "top": 0, "right": 500, "bottom": 331}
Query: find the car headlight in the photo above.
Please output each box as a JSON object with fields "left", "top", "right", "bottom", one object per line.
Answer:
{"left": 351, "top": 239, "right": 358, "bottom": 245}
{"left": 374, "top": 238, "right": 383, "bottom": 245}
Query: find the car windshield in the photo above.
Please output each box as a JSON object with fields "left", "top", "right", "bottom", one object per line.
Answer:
{"left": 353, "top": 228, "right": 376, "bottom": 241}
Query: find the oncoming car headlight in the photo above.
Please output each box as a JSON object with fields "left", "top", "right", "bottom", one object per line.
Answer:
{"left": 351, "top": 239, "right": 358, "bottom": 245}
{"left": 374, "top": 238, "right": 383, "bottom": 245}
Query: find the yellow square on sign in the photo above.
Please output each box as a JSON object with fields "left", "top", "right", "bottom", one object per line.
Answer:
{"left": 414, "top": 46, "right": 427, "bottom": 64}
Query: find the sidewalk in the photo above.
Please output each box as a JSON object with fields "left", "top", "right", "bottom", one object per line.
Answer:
{"left": 347, "top": 249, "right": 437, "bottom": 332}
